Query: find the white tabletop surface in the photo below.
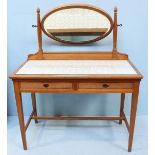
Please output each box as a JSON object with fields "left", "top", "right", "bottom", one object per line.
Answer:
{"left": 16, "top": 60, "right": 137, "bottom": 75}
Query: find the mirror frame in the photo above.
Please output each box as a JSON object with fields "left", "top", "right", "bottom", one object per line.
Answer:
{"left": 41, "top": 4, "right": 114, "bottom": 44}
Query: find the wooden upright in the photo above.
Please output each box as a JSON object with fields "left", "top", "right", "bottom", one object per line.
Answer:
{"left": 112, "top": 6, "right": 119, "bottom": 59}
{"left": 36, "top": 8, "right": 43, "bottom": 59}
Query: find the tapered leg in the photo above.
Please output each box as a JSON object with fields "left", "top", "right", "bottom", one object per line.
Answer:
{"left": 119, "top": 93, "right": 125, "bottom": 124}
{"left": 128, "top": 82, "right": 140, "bottom": 152}
{"left": 31, "top": 93, "right": 38, "bottom": 123}
{"left": 14, "top": 81, "right": 27, "bottom": 150}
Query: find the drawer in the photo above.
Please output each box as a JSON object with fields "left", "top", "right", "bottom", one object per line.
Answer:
{"left": 78, "top": 82, "right": 133, "bottom": 89}
{"left": 20, "top": 82, "right": 73, "bottom": 90}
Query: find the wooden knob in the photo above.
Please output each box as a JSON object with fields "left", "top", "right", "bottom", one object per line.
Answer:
{"left": 114, "top": 6, "right": 117, "bottom": 12}
{"left": 43, "top": 83, "right": 49, "bottom": 88}
{"left": 37, "top": 8, "right": 40, "bottom": 13}
{"left": 102, "top": 84, "right": 109, "bottom": 88}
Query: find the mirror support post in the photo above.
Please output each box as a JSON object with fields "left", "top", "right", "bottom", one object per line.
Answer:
{"left": 37, "top": 8, "right": 43, "bottom": 59}
{"left": 112, "top": 7, "right": 118, "bottom": 56}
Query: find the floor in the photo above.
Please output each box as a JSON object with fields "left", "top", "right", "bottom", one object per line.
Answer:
{"left": 7, "top": 116, "right": 147, "bottom": 155}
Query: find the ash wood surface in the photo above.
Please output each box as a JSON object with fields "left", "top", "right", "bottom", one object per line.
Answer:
{"left": 11, "top": 51, "right": 142, "bottom": 153}
{"left": 36, "top": 8, "right": 43, "bottom": 59}
{"left": 78, "top": 82, "right": 132, "bottom": 89}
{"left": 119, "top": 93, "right": 125, "bottom": 124}
{"left": 11, "top": 55, "right": 142, "bottom": 152}
{"left": 13, "top": 81, "right": 27, "bottom": 150}
{"left": 113, "top": 7, "right": 118, "bottom": 53}
{"left": 28, "top": 52, "right": 128, "bottom": 60}
{"left": 21, "top": 82, "right": 72, "bottom": 90}
{"left": 19, "top": 80, "right": 134, "bottom": 93}
{"left": 25, "top": 110, "right": 35, "bottom": 130}
{"left": 123, "top": 111, "right": 130, "bottom": 132}
{"left": 128, "top": 82, "right": 140, "bottom": 152}
{"left": 10, "top": 4, "right": 143, "bottom": 152}
{"left": 32, "top": 116, "right": 125, "bottom": 120}
{"left": 31, "top": 93, "right": 38, "bottom": 123}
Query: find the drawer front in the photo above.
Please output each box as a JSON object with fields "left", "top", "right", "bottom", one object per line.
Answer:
{"left": 19, "top": 81, "right": 133, "bottom": 93}
{"left": 20, "top": 82, "right": 72, "bottom": 90}
{"left": 78, "top": 83, "right": 133, "bottom": 89}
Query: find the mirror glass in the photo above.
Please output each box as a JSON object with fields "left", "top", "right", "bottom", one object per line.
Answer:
{"left": 42, "top": 7, "right": 113, "bottom": 44}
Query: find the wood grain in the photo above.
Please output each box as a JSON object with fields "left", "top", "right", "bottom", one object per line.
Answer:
{"left": 79, "top": 82, "right": 133, "bottom": 89}
{"left": 28, "top": 52, "right": 128, "bottom": 60}
{"left": 128, "top": 82, "right": 140, "bottom": 152}
{"left": 31, "top": 93, "right": 38, "bottom": 123}
{"left": 32, "top": 116, "right": 125, "bottom": 120}
{"left": 14, "top": 81, "right": 27, "bottom": 150}
{"left": 21, "top": 82, "right": 72, "bottom": 90}
{"left": 36, "top": 8, "right": 43, "bottom": 59}
{"left": 119, "top": 93, "right": 125, "bottom": 124}
{"left": 10, "top": 4, "right": 143, "bottom": 151}
{"left": 113, "top": 7, "right": 118, "bottom": 53}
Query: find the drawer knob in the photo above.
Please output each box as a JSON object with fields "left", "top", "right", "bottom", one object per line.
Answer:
{"left": 43, "top": 83, "right": 49, "bottom": 88}
{"left": 102, "top": 84, "right": 109, "bottom": 88}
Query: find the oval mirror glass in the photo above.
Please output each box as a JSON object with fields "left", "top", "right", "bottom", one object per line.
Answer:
{"left": 41, "top": 5, "right": 113, "bottom": 44}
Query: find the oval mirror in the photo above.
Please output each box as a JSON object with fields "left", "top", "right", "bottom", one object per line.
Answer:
{"left": 41, "top": 4, "right": 113, "bottom": 44}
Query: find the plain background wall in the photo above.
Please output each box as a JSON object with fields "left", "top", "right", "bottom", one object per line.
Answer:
{"left": 7, "top": 0, "right": 147, "bottom": 116}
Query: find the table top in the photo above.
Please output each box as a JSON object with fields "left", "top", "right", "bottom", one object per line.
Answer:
{"left": 16, "top": 60, "right": 137, "bottom": 75}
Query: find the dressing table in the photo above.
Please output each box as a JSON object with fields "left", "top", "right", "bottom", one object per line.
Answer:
{"left": 10, "top": 4, "right": 143, "bottom": 152}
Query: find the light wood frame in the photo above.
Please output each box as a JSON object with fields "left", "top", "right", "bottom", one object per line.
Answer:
{"left": 10, "top": 4, "right": 143, "bottom": 152}
{"left": 34, "top": 5, "right": 121, "bottom": 59}
{"left": 41, "top": 4, "right": 114, "bottom": 45}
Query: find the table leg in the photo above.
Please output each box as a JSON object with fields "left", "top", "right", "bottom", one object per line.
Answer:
{"left": 14, "top": 81, "right": 27, "bottom": 150}
{"left": 119, "top": 93, "right": 125, "bottom": 124}
{"left": 31, "top": 93, "right": 38, "bottom": 123}
{"left": 128, "top": 82, "right": 140, "bottom": 152}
